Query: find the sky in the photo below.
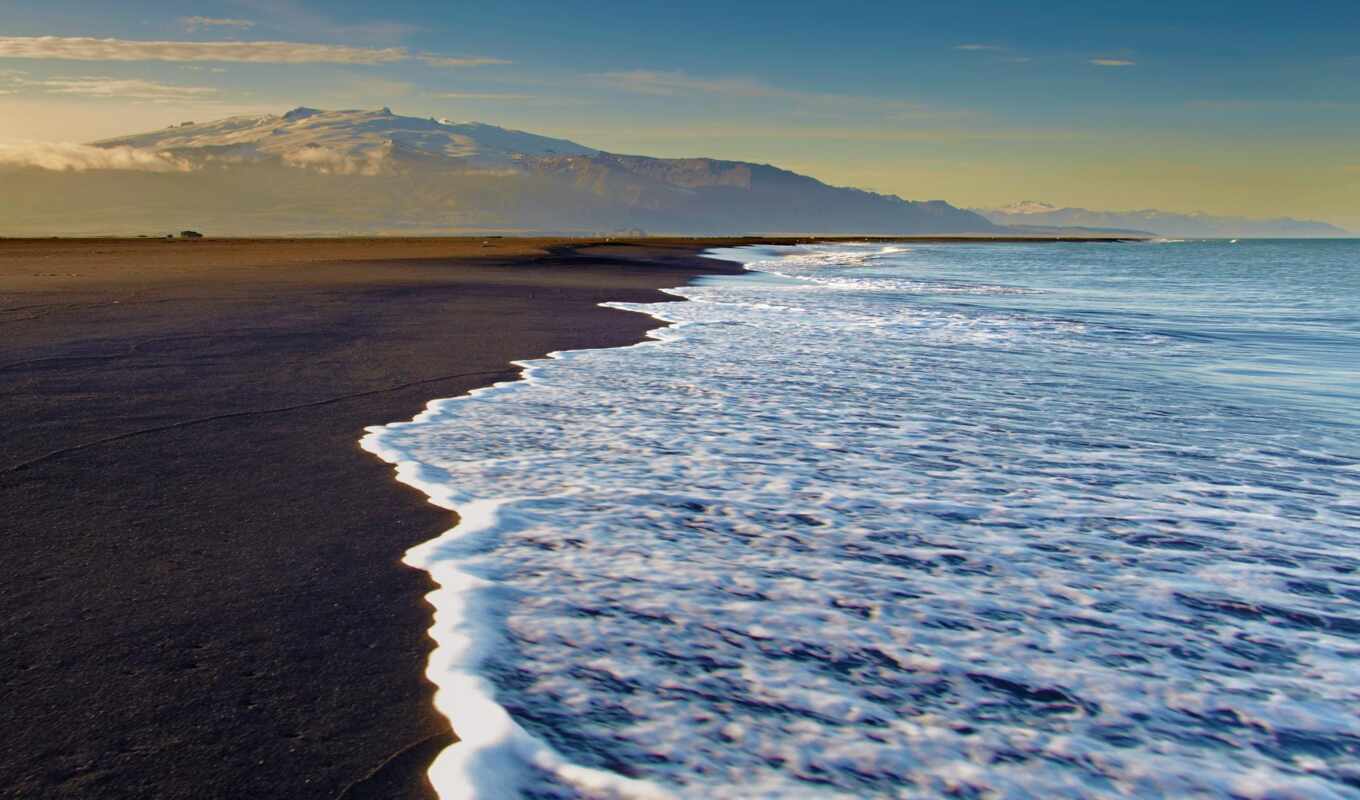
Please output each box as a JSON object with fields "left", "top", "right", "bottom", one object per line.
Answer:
{"left": 1, "top": 0, "right": 1358, "bottom": 228}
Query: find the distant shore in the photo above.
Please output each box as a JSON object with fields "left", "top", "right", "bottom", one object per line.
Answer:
{"left": 0, "top": 235, "right": 1139, "bottom": 799}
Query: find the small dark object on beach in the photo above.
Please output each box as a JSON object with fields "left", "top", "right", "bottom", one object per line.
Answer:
{"left": 180, "top": 230, "right": 205, "bottom": 240}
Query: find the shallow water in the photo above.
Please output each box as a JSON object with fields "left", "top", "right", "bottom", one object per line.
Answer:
{"left": 364, "top": 240, "right": 1360, "bottom": 799}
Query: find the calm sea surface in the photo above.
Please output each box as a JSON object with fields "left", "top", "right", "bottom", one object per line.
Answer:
{"left": 365, "top": 240, "right": 1360, "bottom": 799}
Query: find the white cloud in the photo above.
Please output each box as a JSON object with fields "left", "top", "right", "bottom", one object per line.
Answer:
{"left": 954, "top": 44, "right": 1002, "bottom": 51}
{"left": 418, "top": 54, "right": 513, "bottom": 67}
{"left": 0, "top": 142, "right": 192, "bottom": 171}
{"left": 1090, "top": 58, "right": 1136, "bottom": 67}
{"left": 0, "top": 36, "right": 404, "bottom": 64}
{"left": 0, "top": 69, "right": 217, "bottom": 101}
{"left": 38, "top": 76, "right": 217, "bottom": 100}
{"left": 180, "top": 17, "right": 256, "bottom": 32}
{"left": 0, "top": 36, "right": 506, "bottom": 67}
{"left": 0, "top": 69, "right": 26, "bottom": 94}
{"left": 282, "top": 145, "right": 386, "bottom": 175}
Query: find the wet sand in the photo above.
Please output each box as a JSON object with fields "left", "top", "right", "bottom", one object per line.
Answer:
{"left": 0, "top": 237, "right": 751, "bottom": 799}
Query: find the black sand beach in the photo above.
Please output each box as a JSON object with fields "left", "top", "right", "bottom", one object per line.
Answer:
{"left": 0, "top": 238, "right": 746, "bottom": 799}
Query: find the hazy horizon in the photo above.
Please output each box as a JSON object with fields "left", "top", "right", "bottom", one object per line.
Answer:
{"left": 1, "top": 1, "right": 1358, "bottom": 230}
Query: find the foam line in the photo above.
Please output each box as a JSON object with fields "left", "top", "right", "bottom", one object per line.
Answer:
{"left": 359, "top": 294, "right": 708, "bottom": 799}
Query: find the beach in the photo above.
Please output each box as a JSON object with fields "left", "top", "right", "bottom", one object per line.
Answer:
{"left": 0, "top": 237, "right": 752, "bottom": 799}
{"left": 2, "top": 233, "right": 1274, "bottom": 800}
{"left": 0, "top": 5, "right": 1347, "bottom": 794}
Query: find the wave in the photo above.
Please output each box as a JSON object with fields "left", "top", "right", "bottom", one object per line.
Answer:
{"left": 362, "top": 242, "right": 1360, "bottom": 798}
{"left": 361, "top": 335, "right": 687, "bottom": 800}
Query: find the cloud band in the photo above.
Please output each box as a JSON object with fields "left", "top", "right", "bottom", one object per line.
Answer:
{"left": 0, "top": 142, "right": 191, "bottom": 172}
{"left": 0, "top": 36, "right": 506, "bottom": 67}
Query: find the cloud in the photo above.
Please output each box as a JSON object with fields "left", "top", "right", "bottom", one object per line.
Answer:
{"left": 954, "top": 43, "right": 1031, "bottom": 63}
{"left": 282, "top": 145, "right": 386, "bottom": 175}
{"left": 590, "top": 70, "right": 783, "bottom": 97}
{"left": 1090, "top": 58, "right": 1136, "bottom": 67}
{"left": 418, "top": 54, "right": 513, "bottom": 67}
{"left": 0, "top": 36, "right": 405, "bottom": 64}
{"left": 180, "top": 17, "right": 255, "bottom": 32}
{"left": 0, "top": 70, "right": 24, "bottom": 91}
{"left": 0, "top": 36, "right": 507, "bottom": 67}
{"left": 37, "top": 76, "right": 217, "bottom": 100}
{"left": 0, "top": 142, "right": 192, "bottom": 172}
{"left": 436, "top": 91, "right": 537, "bottom": 100}
{"left": 0, "top": 69, "right": 215, "bottom": 101}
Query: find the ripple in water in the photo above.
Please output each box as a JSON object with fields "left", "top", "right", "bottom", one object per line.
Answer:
{"left": 363, "top": 242, "right": 1360, "bottom": 799}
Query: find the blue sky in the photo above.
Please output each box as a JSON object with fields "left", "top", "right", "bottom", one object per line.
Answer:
{"left": 2, "top": 0, "right": 1358, "bottom": 226}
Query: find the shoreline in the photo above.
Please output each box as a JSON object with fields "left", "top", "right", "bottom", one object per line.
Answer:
{"left": 0, "top": 235, "right": 1133, "bottom": 798}
{"left": 0, "top": 237, "right": 745, "bottom": 799}
{"left": 358, "top": 280, "right": 727, "bottom": 799}
{"left": 356, "top": 244, "right": 761, "bottom": 798}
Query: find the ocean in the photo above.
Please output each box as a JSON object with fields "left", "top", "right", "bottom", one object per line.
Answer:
{"left": 362, "top": 240, "right": 1360, "bottom": 799}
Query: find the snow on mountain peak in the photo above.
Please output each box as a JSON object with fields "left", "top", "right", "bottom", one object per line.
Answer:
{"left": 92, "top": 107, "right": 598, "bottom": 175}
{"left": 998, "top": 200, "right": 1060, "bottom": 214}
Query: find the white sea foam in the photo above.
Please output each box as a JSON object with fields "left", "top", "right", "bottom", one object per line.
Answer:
{"left": 362, "top": 350, "right": 680, "bottom": 800}
{"left": 363, "top": 242, "right": 1360, "bottom": 798}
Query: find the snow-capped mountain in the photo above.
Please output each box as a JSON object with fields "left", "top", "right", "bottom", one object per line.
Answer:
{"left": 977, "top": 201, "right": 1349, "bottom": 238}
{"left": 96, "top": 107, "right": 599, "bottom": 174}
{"left": 0, "top": 107, "right": 998, "bottom": 236}
{"left": 993, "top": 200, "right": 1062, "bottom": 215}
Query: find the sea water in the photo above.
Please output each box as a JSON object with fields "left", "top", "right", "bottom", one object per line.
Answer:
{"left": 362, "top": 240, "right": 1360, "bottom": 799}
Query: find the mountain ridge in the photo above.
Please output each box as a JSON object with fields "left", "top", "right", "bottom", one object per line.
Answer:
{"left": 0, "top": 106, "right": 999, "bottom": 236}
{"left": 978, "top": 200, "right": 1349, "bottom": 238}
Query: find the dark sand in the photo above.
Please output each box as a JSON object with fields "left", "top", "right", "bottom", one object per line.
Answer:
{"left": 0, "top": 237, "right": 753, "bottom": 800}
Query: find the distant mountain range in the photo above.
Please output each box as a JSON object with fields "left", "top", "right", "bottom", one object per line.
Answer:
{"left": 0, "top": 107, "right": 997, "bottom": 236}
{"left": 978, "top": 201, "right": 1350, "bottom": 238}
